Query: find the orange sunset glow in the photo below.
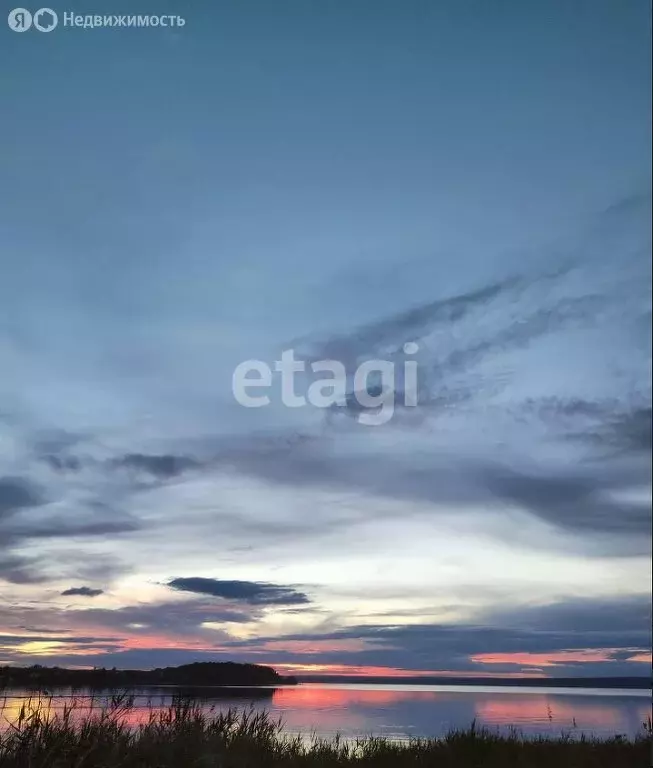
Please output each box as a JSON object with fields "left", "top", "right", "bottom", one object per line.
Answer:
{"left": 470, "top": 650, "right": 621, "bottom": 667}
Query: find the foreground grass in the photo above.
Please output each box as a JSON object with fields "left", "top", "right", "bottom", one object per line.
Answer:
{"left": 0, "top": 696, "right": 650, "bottom": 767}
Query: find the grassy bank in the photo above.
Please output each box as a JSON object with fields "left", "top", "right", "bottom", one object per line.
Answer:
{"left": 0, "top": 696, "right": 650, "bottom": 767}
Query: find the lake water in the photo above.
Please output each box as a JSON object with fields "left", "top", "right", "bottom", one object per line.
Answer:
{"left": 1, "top": 684, "right": 650, "bottom": 741}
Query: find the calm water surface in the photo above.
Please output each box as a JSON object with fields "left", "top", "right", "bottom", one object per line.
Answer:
{"left": 2, "top": 684, "right": 650, "bottom": 741}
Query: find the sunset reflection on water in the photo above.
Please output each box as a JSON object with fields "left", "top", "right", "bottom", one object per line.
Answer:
{"left": 2, "top": 684, "right": 650, "bottom": 741}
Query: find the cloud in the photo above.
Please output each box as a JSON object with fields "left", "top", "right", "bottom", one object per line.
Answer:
{"left": 4, "top": 594, "right": 647, "bottom": 677}
{"left": 0, "top": 193, "right": 648, "bottom": 675}
{"left": 59, "top": 599, "right": 255, "bottom": 636}
{"left": 0, "top": 477, "right": 43, "bottom": 517}
{"left": 0, "top": 485, "right": 139, "bottom": 585}
{"left": 593, "top": 407, "right": 651, "bottom": 454}
{"left": 0, "top": 594, "right": 260, "bottom": 663}
{"left": 2, "top": 508, "right": 141, "bottom": 541}
{"left": 174, "top": 207, "right": 648, "bottom": 557}
{"left": 60, "top": 586, "right": 104, "bottom": 597}
{"left": 0, "top": 552, "right": 45, "bottom": 585}
{"left": 0, "top": 633, "right": 117, "bottom": 648}
{"left": 218, "top": 596, "right": 652, "bottom": 676}
{"left": 483, "top": 465, "right": 651, "bottom": 536}
{"left": 111, "top": 453, "right": 200, "bottom": 478}
{"left": 194, "top": 429, "right": 650, "bottom": 553}
{"left": 167, "top": 577, "right": 310, "bottom": 606}
{"left": 485, "top": 595, "right": 652, "bottom": 637}
{"left": 297, "top": 277, "right": 516, "bottom": 371}
{"left": 43, "top": 454, "right": 82, "bottom": 472}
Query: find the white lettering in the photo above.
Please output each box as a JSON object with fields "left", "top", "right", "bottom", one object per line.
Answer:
{"left": 354, "top": 361, "right": 395, "bottom": 426}
{"left": 233, "top": 361, "right": 272, "bottom": 408}
{"left": 308, "top": 361, "right": 347, "bottom": 408}
{"left": 274, "top": 350, "right": 306, "bottom": 407}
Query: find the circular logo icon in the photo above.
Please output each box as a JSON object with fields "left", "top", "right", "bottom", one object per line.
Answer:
{"left": 8, "top": 7, "right": 32, "bottom": 31}
{"left": 33, "top": 7, "right": 58, "bottom": 31}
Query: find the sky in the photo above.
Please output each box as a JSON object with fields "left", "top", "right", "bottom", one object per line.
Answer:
{"left": 0, "top": 0, "right": 651, "bottom": 678}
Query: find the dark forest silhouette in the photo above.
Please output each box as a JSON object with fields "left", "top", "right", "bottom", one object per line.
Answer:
{"left": 0, "top": 662, "right": 297, "bottom": 689}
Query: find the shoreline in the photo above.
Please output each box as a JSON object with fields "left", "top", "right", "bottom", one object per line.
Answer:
{"left": 0, "top": 699, "right": 649, "bottom": 767}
